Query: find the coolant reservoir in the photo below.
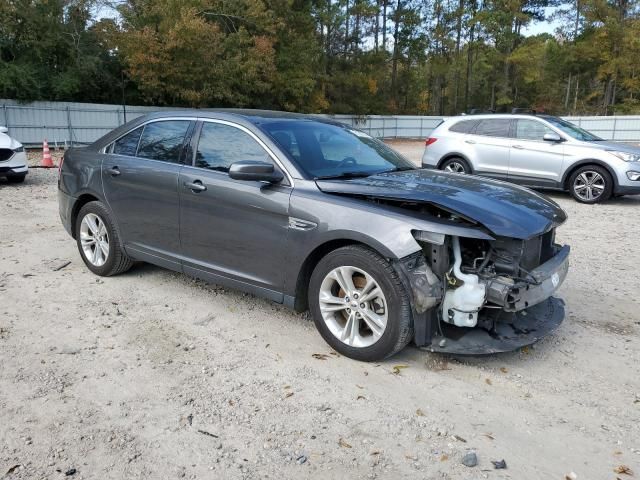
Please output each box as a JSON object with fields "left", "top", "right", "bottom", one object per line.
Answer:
{"left": 441, "top": 237, "right": 486, "bottom": 328}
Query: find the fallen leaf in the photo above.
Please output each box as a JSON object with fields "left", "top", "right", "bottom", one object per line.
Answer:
{"left": 416, "top": 409, "right": 425, "bottom": 417}
{"left": 312, "top": 353, "right": 330, "bottom": 360}
{"left": 370, "top": 450, "right": 381, "bottom": 456}
{"left": 405, "top": 454, "right": 417, "bottom": 461}
{"left": 329, "top": 352, "right": 340, "bottom": 357}
{"left": 614, "top": 465, "right": 633, "bottom": 475}
{"left": 452, "top": 434, "right": 467, "bottom": 443}
{"left": 492, "top": 459, "right": 507, "bottom": 469}
{"left": 338, "top": 438, "right": 352, "bottom": 448}
{"left": 483, "top": 433, "right": 495, "bottom": 440}
{"left": 392, "top": 365, "right": 409, "bottom": 375}
{"left": 284, "top": 392, "right": 294, "bottom": 398}
{"left": 363, "top": 371, "right": 369, "bottom": 376}
{"left": 614, "top": 451, "right": 623, "bottom": 456}
{"left": 283, "top": 385, "right": 291, "bottom": 389}
{"left": 5, "top": 465, "right": 21, "bottom": 475}
{"left": 521, "top": 346, "right": 530, "bottom": 354}
{"left": 440, "top": 454, "right": 449, "bottom": 461}
{"left": 500, "top": 367, "right": 508, "bottom": 373}
{"left": 356, "top": 384, "right": 364, "bottom": 389}
{"left": 485, "top": 378, "right": 492, "bottom": 385}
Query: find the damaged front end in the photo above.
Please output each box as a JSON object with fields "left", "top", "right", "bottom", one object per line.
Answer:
{"left": 396, "top": 229, "right": 569, "bottom": 355}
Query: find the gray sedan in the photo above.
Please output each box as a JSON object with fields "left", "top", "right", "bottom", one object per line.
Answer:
{"left": 58, "top": 110, "right": 570, "bottom": 360}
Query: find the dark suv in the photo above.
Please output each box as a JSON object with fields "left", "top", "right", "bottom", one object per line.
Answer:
{"left": 58, "top": 110, "right": 570, "bottom": 360}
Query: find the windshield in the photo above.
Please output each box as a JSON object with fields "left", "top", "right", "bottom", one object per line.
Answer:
{"left": 543, "top": 116, "right": 603, "bottom": 141}
{"left": 259, "top": 120, "right": 415, "bottom": 179}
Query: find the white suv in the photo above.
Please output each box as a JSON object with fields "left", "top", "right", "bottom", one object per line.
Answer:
{"left": 0, "top": 126, "right": 28, "bottom": 183}
{"left": 422, "top": 113, "right": 640, "bottom": 203}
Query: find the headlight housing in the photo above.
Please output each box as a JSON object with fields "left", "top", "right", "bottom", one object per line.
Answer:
{"left": 12, "top": 146, "right": 24, "bottom": 153}
{"left": 608, "top": 150, "right": 640, "bottom": 162}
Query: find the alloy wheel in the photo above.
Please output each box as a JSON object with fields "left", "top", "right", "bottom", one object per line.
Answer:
{"left": 80, "top": 213, "right": 109, "bottom": 267}
{"left": 318, "top": 266, "right": 388, "bottom": 348}
{"left": 573, "top": 170, "right": 605, "bottom": 201}
{"left": 444, "top": 161, "right": 467, "bottom": 174}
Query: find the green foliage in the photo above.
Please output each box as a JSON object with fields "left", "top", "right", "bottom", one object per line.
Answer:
{"left": 0, "top": 0, "right": 639, "bottom": 114}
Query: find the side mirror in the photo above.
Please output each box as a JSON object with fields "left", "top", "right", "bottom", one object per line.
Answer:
{"left": 543, "top": 132, "right": 563, "bottom": 142}
{"left": 229, "top": 161, "right": 284, "bottom": 183}
{"left": 0, "top": 126, "right": 8, "bottom": 134}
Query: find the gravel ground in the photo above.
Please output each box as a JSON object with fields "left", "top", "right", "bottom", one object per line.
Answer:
{"left": 1, "top": 144, "right": 639, "bottom": 479}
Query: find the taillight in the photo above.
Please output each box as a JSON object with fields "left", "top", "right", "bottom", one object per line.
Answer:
{"left": 425, "top": 137, "right": 437, "bottom": 147}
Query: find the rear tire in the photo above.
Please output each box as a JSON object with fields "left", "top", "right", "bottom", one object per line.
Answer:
{"left": 568, "top": 165, "right": 612, "bottom": 203}
{"left": 75, "top": 201, "right": 133, "bottom": 276}
{"left": 308, "top": 245, "right": 413, "bottom": 362}
{"left": 440, "top": 157, "right": 471, "bottom": 174}
{"left": 7, "top": 174, "right": 26, "bottom": 183}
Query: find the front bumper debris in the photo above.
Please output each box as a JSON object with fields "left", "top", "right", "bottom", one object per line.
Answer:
{"left": 425, "top": 296, "right": 565, "bottom": 355}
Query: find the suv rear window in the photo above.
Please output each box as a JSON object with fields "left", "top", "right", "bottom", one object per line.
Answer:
{"left": 449, "top": 120, "right": 479, "bottom": 134}
{"left": 474, "top": 119, "right": 511, "bottom": 138}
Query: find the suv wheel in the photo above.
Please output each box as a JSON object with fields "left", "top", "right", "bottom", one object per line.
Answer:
{"left": 569, "top": 165, "right": 612, "bottom": 203}
{"left": 308, "top": 245, "right": 413, "bottom": 362}
{"left": 7, "top": 174, "right": 26, "bottom": 183}
{"left": 440, "top": 157, "right": 470, "bottom": 174}
{"left": 75, "top": 201, "right": 133, "bottom": 276}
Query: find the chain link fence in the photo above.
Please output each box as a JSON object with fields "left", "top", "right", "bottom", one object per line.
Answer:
{"left": 3, "top": 99, "right": 640, "bottom": 147}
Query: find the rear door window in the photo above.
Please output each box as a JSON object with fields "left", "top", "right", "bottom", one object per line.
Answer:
{"left": 194, "top": 122, "right": 270, "bottom": 173}
{"left": 449, "top": 120, "right": 479, "bottom": 134}
{"left": 474, "top": 119, "right": 512, "bottom": 138}
{"left": 112, "top": 127, "right": 143, "bottom": 156}
{"left": 137, "top": 120, "right": 191, "bottom": 163}
{"left": 515, "top": 119, "right": 555, "bottom": 141}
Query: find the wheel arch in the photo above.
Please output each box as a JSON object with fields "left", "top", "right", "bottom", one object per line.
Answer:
{"left": 437, "top": 152, "right": 473, "bottom": 172}
{"left": 561, "top": 160, "right": 618, "bottom": 191}
{"left": 70, "top": 193, "right": 101, "bottom": 239}
{"left": 291, "top": 238, "right": 390, "bottom": 313}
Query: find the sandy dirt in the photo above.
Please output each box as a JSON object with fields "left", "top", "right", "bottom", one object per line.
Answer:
{"left": 1, "top": 144, "right": 639, "bottom": 479}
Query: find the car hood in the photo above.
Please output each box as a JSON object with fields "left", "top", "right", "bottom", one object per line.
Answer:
{"left": 316, "top": 170, "right": 567, "bottom": 240}
{"left": 583, "top": 140, "right": 640, "bottom": 154}
{"left": 0, "top": 133, "right": 21, "bottom": 150}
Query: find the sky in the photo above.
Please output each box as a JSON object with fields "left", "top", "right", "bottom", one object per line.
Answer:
{"left": 522, "top": 6, "right": 563, "bottom": 36}
{"left": 94, "top": 4, "right": 563, "bottom": 38}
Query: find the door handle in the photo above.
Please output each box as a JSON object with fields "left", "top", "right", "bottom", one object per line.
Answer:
{"left": 512, "top": 144, "right": 524, "bottom": 150}
{"left": 184, "top": 180, "right": 207, "bottom": 193}
{"left": 109, "top": 166, "right": 121, "bottom": 177}
{"left": 464, "top": 139, "right": 476, "bottom": 144}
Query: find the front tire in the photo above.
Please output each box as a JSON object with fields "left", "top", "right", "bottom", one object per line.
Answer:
{"left": 75, "top": 201, "right": 133, "bottom": 276}
{"left": 440, "top": 157, "right": 471, "bottom": 174}
{"left": 308, "top": 245, "right": 413, "bottom": 362}
{"left": 7, "top": 174, "right": 26, "bottom": 183}
{"left": 568, "top": 165, "right": 612, "bottom": 203}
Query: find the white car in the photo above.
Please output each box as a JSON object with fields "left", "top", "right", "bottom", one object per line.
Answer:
{"left": 0, "top": 126, "right": 28, "bottom": 183}
{"left": 421, "top": 113, "right": 640, "bottom": 203}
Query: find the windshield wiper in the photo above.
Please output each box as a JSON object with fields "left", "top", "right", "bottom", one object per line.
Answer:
{"left": 380, "top": 166, "right": 415, "bottom": 173}
{"left": 314, "top": 171, "right": 374, "bottom": 180}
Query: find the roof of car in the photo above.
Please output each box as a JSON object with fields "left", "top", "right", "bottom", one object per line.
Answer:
{"left": 447, "top": 113, "right": 555, "bottom": 121}
{"left": 141, "top": 108, "right": 339, "bottom": 125}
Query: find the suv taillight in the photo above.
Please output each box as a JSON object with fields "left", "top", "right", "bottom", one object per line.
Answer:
{"left": 425, "top": 137, "right": 437, "bottom": 147}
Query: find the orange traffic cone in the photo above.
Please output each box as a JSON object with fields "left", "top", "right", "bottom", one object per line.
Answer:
{"left": 41, "top": 139, "right": 54, "bottom": 167}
